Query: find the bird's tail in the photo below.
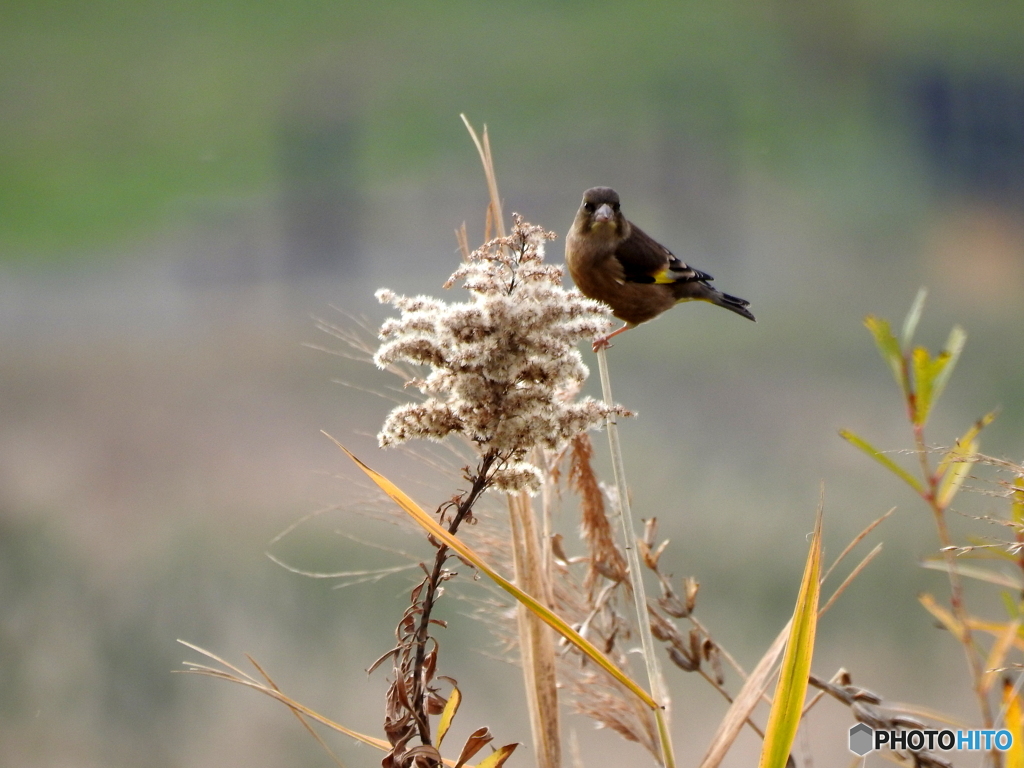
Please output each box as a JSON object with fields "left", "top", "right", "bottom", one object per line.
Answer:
{"left": 672, "top": 281, "right": 755, "bottom": 321}
{"left": 712, "top": 290, "right": 755, "bottom": 321}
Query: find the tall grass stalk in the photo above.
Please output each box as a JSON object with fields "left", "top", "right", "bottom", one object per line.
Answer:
{"left": 596, "top": 346, "right": 675, "bottom": 767}
{"left": 462, "top": 115, "right": 562, "bottom": 768}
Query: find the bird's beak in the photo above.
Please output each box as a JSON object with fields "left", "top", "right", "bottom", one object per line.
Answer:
{"left": 593, "top": 203, "right": 614, "bottom": 223}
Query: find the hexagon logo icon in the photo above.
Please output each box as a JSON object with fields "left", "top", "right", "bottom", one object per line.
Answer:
{"left": 849, "top": 723, "right": 874, "bottom": 756}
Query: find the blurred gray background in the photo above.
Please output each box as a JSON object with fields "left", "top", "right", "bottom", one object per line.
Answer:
{"left": 2, "top": 2, "right": 1023, "bottom": 766}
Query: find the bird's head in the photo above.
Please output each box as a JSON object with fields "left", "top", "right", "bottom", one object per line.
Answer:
{"left": 575, "top": 187, "right": 628, "bottom": 239}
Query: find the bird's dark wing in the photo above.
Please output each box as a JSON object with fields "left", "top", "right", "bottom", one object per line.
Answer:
{"left": 614, "top": 225, "right": 713, "bottom": 285}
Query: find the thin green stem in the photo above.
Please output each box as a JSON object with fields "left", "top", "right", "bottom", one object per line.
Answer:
{"left": 902, "top": 343, "right": 996, "bottom": 763}
{"left": 596, "top": 347, "right": 675, "bottom": 768}
{"left": 911, "top": 406, "right": 995, "bottom": 761}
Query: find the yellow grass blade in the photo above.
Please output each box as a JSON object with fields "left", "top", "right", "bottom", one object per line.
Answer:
{"left": 967, "top": 619, "right": 1024, "bottom": 656}
{"left": 839, "top": 429, "right": 923, "bottom": 494}
{"left": 918, "top": 593, "right": 967, "bottom": 643}
{"left": 982, "top": 620, "right": 1021, "bottom": 695}
{"left": 437, "top": 684, "right": 462, "bottom": 748}
{"left": 758, "top": 509, "right": 822, "bottom": 768}
{"left": 331, "top": 437, "right": 658, "bottom": 711}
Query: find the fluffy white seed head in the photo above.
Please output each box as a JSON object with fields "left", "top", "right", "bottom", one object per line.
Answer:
{"left": 374, "top": 216, "right": 629, "bottom": 492}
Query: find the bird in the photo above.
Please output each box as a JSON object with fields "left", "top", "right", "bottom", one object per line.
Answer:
{"left": 565, "top": 186, "right": 754, "bottom": 351}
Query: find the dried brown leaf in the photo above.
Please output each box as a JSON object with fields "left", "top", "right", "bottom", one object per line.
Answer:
{"left": 405, "top": 744, "right": 443, "bottom": 765}
{"left": 569, "top": 434, "right": 627, "bottom": 589}
{"left": 684, "top": 577, "right": 700, "bottom": 615}
{"left": 648, "top": 607, "right": 680, "bottom": 645}
{"left": 368, "top": 648, "right": 400, "bottom": 675}
{"left": 454, "top": 726, "right": 494, "bottom": 768}
{"left": 668, "top": 646, "right": 699, "bottom": 672}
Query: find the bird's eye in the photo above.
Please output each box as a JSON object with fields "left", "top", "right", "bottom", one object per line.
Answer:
{"left": 612, "top": 202, "right": 620, "bottom": 212}
{"left": 583, "top": 202, "right": 595, "bottom": 213}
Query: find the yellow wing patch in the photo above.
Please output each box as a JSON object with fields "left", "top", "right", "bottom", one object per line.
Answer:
{"left": 652, "top": 267, "right": 676, "bottom": 285}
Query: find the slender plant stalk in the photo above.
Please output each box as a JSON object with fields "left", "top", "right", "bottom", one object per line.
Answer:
{"left": 411, "top": 451, "right": 498, "bottom": 742}
{"left": 596, "top": 346, "right": 675, "bottom": 768}
{"left": 507, "top": 490, "right": 562, "bottom": 768}
{"left": 902, "top": 348, "right": 995, "bottom": 762}
{"left": 922, "top": 441, "right": 995, "bottom": 739}
{"left": 906, "top": 364, "right": 992, "bottom": 733}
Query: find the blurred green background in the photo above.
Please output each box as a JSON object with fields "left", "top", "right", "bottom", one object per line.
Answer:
{"left": 2, "top": 1, "right": 1023, "bottom": 766}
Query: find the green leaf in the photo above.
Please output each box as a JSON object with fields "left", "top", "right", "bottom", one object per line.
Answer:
{"left": 931, "top": 325, "right": 967, "bottom": 407}
{"left": 910, "top": 344, "right": 958, "bottom": 426}
{"left": 864, "top": 315, "right": 907, "bottom": 396}
{"left": 901, "top": 287, "right": 928, "bottom": 348}
{"left": 839, "top": 429, "right": 924, "bottom": 494}
{"left": 934, "top": 411, "right": 995, "bottom": 508}
{"left": 911, "top": 346, "right": 936, "bottom": 425}
{"left": 758, "top": 508, "right": 822, "bottom": 768}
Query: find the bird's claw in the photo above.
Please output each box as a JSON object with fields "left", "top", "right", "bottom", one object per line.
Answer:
{"left": 591, "top": 336, "right": 613, "bottom": 353}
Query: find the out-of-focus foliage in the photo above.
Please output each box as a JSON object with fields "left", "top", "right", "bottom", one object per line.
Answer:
{"left": 3, "top": 0, "right": 1024, "bottom": 258}
{"left": 3, "top": 2, "right": 1024, "bottom": 767}
{"left": 842, "top": 291, "right": 992, "bottom": 507}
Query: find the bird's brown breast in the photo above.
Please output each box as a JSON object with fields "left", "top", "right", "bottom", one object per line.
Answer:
{"left": 565, "top": 228, "right": 676, "bottom": 326}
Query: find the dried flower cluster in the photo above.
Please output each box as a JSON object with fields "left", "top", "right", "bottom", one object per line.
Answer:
{"left": 374, "top": 215, "right": 628, "bottom": 492}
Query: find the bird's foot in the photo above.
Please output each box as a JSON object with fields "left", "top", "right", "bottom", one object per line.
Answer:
{"left": 592, "top": 323, "right": 630, "bottom": 352}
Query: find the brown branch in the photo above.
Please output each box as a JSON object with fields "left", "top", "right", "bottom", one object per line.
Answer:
{"left": 409, "top": 450, "right": 498, "bottom": 745}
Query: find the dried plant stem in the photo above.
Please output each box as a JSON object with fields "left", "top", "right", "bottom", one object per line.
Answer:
{"left": 460, "top": 114, "right": 505, "bottom": 240}
{"left": 596, "top": 347, "right": 675, "bottom": 768}
{"left": 410, "top": 451, "right": 497, "bottom": 742}
{"left": 508, "top": 490, "right": 562, "bottom": 768}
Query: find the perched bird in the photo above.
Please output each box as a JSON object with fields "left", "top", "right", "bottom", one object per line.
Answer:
{"left": 566, "top": 186, "right": 754, "bottom": 350}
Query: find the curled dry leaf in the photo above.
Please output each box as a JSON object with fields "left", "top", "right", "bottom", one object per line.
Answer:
{"left": 454, "top": 726, "right": 494, "bottom": 768}
{"left": 668, "top": 646, "right": 699, "bottom": 673}
{"left": 684, "top": 577, "right": 700, "bottom": 615}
